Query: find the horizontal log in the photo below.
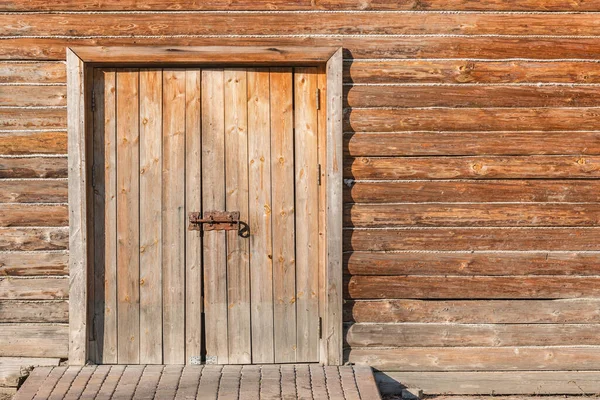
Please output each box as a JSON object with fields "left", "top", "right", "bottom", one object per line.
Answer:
{"left": 0, "top": 251, "right": 68, "bottom": 276}
{"left": 345, "top": 299, "right": 600, "bottom": 323}
{"left": 346, "top": 227, "right": 600, "bottom": 251}
{"left": 346, "top": 180, "right": 600, "bottom": 203}
{"left": 0, "top": 366, "right": 21, "bottom": 388}
{"left": 0, "top": 85, "right": 66, "bottom": 107}
{"left": 346, "top": 85, "right": 600, "bottom": 108}
{"left": 0, "top": 324, "right": 68, "bottom": 358}
{"left": 346, "top": 323, "right": 600, "bottom": 347}
{"left": 346, "top": 156, "right": 600, "bottom": 180}
{"left": 346, "top": 60, "right": 600, "bottom": 84}
{"left": 8, "top": 13, "right": 600, "bottom": 37}
{"left": 345, "top": 132, "right": 600, "bottom": 157}
{"left": 4, "top": 0, "right": 600, "bottom": 11}
{"left": 346, "top": 108, "right": 600, "bottom": 132}
{"left": 0, "top": 157, "right": 67, "bottom": 178}
{"left": 0, "top": 277, "right": 68, "bottom": 299}
{"left": 0, "top": 301, "right": 68, "bottom": 323}
{"left": 0, "top": 131, "right": 67, "bottom": 155}
{"left": 7, "top": 37, "right": 600, "bottom": 60}
{"left": 0, "top": 204, "right": 68, "bottom": 227}
{"left": 0, "top": 227, "right": 68, "bottom": 251}
{"left": 347, "top": 346, "right": 600, "bottom": 371}
{"left": 375, "top": 371, "right": 600, "bottom": 395}
{"left": 347, "top": 276, "right": 600, "bottom": 299}
{"left": 346, "top": 203, "right": 600, "bottom": 227}
{"left": 0, "top": 62, "right": 65, "bottom": 84}
{"left": 0, "top": 108, "right": 65, "bottom": 131}
{"left": 345, "top": 252, "right": 600, "bottom": 276}
{"left": 0, "top": 179, "right": 67, "bottom": 203}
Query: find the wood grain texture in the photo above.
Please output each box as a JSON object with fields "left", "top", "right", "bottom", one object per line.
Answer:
{"left": 0, "top": 85, "right": 66, "bottom": 107}
{"left": 346, "top": 228, "right": 600, "bottom": 251}
{"left": 345, "top": 132, "right": 600, "bottom": 157}
{"left": 0, "top": 204, "right": 67, "bottom": 227}
{"left": 0, "top": 62, "right": 65, "bottom": 83}
{"left": 0, "top": 251, "right": 68, "bottom": 276}
{"left": 5, "top": 1, "right": 600, "bottom": 11}
{"left": 0, "top": 108, "right": 65, "bottom": 130}
{"left": 0, "top": 131, "right": 66, "bottom": 155}
{"left": 346, "top": 85, "right": 600, "bottom": 108}
{"left": 347, "top": 276, "right": 600, "bottom": 299}
{"left": 0, "top": 157, "right": 67, "bottom": 178}
{"left": 346, "top": 323, "right": 600, "bottom": 347}
{"left": 12, "top": 37, "right": 600, "bottom": 60}
{"left": 346, "top": 203, "right": 600, "bottom": 227}
{"left": 10, "top": 13, "right": 600, "bottom": 37}
{"left": 347, "top": 346, "right": 600, "bottom": 371}
{"left": 346, "top": 108, "right": 600, "bottom": 132}
{"left": 0, "top": 227, "right": 68, "bottom": 251}
{"left": 346, "top": 180, "right": 600, "bottom": 203}
{"left": 346, "top": 60, "right": 600, "bottom": 84}
{"left": 162, "top": 69, "right": 186, "bottom": 364}
{"left": 0, "top": 300, "right": 68, "bottom": 323}
{"left": 0, "top": 278, "right": 68, "bottom": 300}
{"left": 346, "top": 299, "right": 600, "bottom": 324}
{"left": 346, "top": 156, "right": 600, "bottom": 180}
{"left": 0, "top": 180, "right": 67, "bottom": 203}
{"left": 0, "top": 324, "right": 68, "bottom": 358}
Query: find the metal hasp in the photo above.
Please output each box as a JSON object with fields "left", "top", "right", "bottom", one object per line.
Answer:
{"left": 188, "top": 210, "right": 241, "bottom": 232}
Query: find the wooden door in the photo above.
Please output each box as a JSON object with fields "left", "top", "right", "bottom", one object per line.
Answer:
{"left": 91, "top": 67, "right": 320, "bottom": 365}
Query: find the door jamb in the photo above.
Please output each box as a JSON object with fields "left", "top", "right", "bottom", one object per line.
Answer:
{"left": 66, "top": 45, "right": 344, "bottom": 366}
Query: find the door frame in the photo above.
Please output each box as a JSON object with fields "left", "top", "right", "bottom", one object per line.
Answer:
{"left": 66, "top": 45, "right": 344, "bottom": 365}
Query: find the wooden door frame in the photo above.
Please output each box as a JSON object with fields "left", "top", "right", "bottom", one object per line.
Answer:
{"left": 66, "top": 45, "right": 344, "bottom": 366}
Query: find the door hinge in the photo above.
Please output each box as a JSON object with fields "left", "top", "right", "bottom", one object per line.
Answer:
{"left": 318, "top": 317, "right": 323, "bottom": 339}
{"left": 316, "top": 88, "right": 321, "bottom": 110}
{"left": 91, "top": 90, "right": 96, "bottom": 112}
{"left": 91, "top": 165, "right": 95, "bottom": 188}
{"left": 317, "top": 164, "right": 322, "bottom": 186}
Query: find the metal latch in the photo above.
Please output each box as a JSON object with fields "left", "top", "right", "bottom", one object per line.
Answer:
{"left": 188, "top": 211, "right": 250, "bottom": 238}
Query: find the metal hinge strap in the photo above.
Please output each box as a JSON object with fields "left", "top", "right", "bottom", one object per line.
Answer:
{"left": 318, "top": 164, "right": 322, "bottom": 186}
{"left": 316, "top": 88, "right": 321, "bottom": 110}
{"left": 91, "top": 90, "right": 96, "bottom": 112}
{"left": 318, "top": 317, "right": 323, "bottom": 339}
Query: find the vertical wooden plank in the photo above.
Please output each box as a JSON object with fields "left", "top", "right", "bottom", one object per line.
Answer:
{"left": 269, "top": 67, "right": 296, "bottom": 363}
{"left": 280, "top": 364, "right": 297, "bottom": 400}
{"left": 247, "top": 68, "right": 274, "bottom": 364}
{"left": 294, "top": 67, "right": 320, "bottom": 363}
{"left": 324, "top": 49, "right": 344, "bottom": 365}
{"left": 92, "top": 68, "right": 117, "bottom": 364}
{"left": 66, "top": 48, "right": 88, "bottom": 365}
{"left": 339, "top": 367, "right": 361, "bottom": 400}
{"left": 259, "top": 365, "right": 281, "bottom": 400}
{"left": 185, "top": 69, "right": 202, "bottom": 364}
{"left": 324, "top": 366, "right": 344, "bottom": 400}
{"left": 162, "top": 69, "right": 186, "bottom": 364}
{"left": 116, "top": 68, "right": 140, "bottom": 364}
{"left": 139, "top": 68, "right": 163, "bottom": 364}
{"left": 224, "top": 68, "right": 251, "bottom": 364}
{"left": 308, "top": 365, "right": 328, "bottom": 400}
{"left": 294, "top": 365, "right": 313, "bottom": 400}
{"left": 201, "top": 69, "right": 228, "bottom": 364}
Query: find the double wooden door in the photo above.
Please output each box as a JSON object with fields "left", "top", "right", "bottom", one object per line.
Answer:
{"left": 91, "top": 67, "right": 321, "bottom": 365}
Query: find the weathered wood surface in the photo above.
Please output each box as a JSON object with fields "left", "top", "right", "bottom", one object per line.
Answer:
{"left": 0, "top": 85, "right": 66, "bottom": 107}
{"left": 346, "top": 156, "right": 600, "bottom": 180}
{"left": 0, "top": 108, "right": 65, "bottom": 130}
{"left": 348, "top": 347, "right": 600, "bottom": 371}
{"left": 0, "top": 252, "right": 68, "bottom": 276}
{"left": 347, "top": 276, "right": 600, "bottom": 299}
{"left": 0, "top": 278, "right": 68, "bottom": 300}
{"left": 346, "top": 299, "right": 600, "bottom": 324}
{"left": 346, "top": 180, "right": 600, "bottom": 203}
{"left": 376, "top": 371, "right": 600, "bottom": 395}
{"left": 0, "top": 62, "right": 65, "bottom": 83}
{"left": 347, "top": 60, "right": 600, "bottom": 84}
{"left": 0, "top": 228, "right": 68, "bottom": 251}
{"left": 0, "top": 204, "right": 67, "bottom": 227}
{"left": 0, "top": 157, "right": 67, "bottom": 179}
{"left": 0, "top": 324, "right": 68, "bottom": 358}
{"left": 11, "top": 13, "right": 600, "bottom": 36}
{"left": 13, "top": 37, "right": 600, "bottom": 60}
{"left": 346, "top": 323, "right": 600, "bottom": 347}
{"left": 346, "top": 132, "right": 600, "bottom": 157}
{"left": 346, "top": 227, "right": 600, "bottom": 251}
{"left": 345, "top": 252, "right": 600, "bottom": 276}
{"left": 0, "top": 131, "right": 66, "bottom": 155}
{"left": 0, "top": 300, "right": 68, "bottom": 323}
{"left": 0, "top": 180, "right": 67, "bottom": 203}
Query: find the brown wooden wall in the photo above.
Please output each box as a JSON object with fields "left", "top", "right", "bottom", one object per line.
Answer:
{"left": 2, "top": 0, "right": 600, "bottom": 395}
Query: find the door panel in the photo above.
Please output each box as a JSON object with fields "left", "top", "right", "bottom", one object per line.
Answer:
{"left": 92, "top": 67, "right": 320, "bottom": 365}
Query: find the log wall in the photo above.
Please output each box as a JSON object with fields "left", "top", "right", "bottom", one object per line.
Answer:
{"left": 2, "top": 0, "right": 600, "bottom": 395}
